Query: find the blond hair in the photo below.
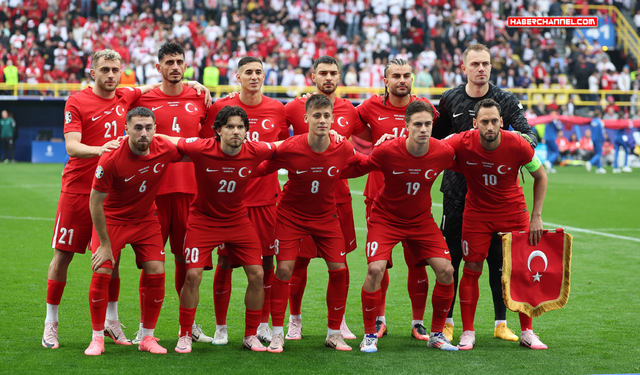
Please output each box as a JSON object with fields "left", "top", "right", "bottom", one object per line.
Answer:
{"left": 92, "top": 49, "right": 123, "bottom": 69}
{"left": 462, "top": 44, "right": 491, "bottom": 65}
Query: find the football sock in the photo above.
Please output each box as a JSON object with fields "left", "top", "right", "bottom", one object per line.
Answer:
{"left": 446, "top": 318, "right": 454, "bottom": 325}
{"left": 272, "top": 326, "right": 284, "bottom": 336}
{"left": 327, "top": 268, "right": 347, "bottom": 330}
{"left": 141, "top": 328, "right": 154, "bottom": 338}
{"left": 138, "top": 270, "right": 147, "bottom": 323}
{"left": 45, "top": 279, "right": 65, "bottom": 322}
{"left": 289, "top": 314, "right": 302, "bottom": 321}
{"left": 327, "top": 328, "right": 340, "bottom": 338}
{"left": 262, "top": 267, "right": 274, "bottom": 323}
{"left": 179, "top": 306, "right": 196, "bottom": 337}
{"left": 431, "top": 280, "right": 454, "bottom": 333}
{"left": 89, "top": 272, "right": 111, "bottom": 331}
{"left": 445, "top": 236, "right": 462, "bottom": 319}
{"left": 258, "top": 322, "right": 270, "bottom": 329}
{"left": 378, "top": 269, "right": 389, "bottom": 317}
{"left": 408, "top": 266, "right": 428, "bottom": 321}
{"left": 361, "top": 287, "right": 380, "bottom": 335}
{"left": 412, "top": 320, "right": 424, "bottom": 327}
{"left": 106, "top": 302, "right": 118, "bottom": 321}
{"left": 93, "top": 330, "right": 105, "bottom": 338}
{"left": 288, "top": 257, "right": 309, "bottom": 316}
{"left": 376, "top": 316, "right": 386, "bottom": 324}
{"left": 213, "top": 265, "right": 233, "bottom": 326}
{"left": 271, "top": 276, "right": 290, "bottom": 328}
{"left": 106, "top": 277, "right": 120, "bottom": 321}
{"left": 495, "top": 320, "right": 507, "bottom": 328}
{"left": 142, "top": 273, "right": 165, "bottom": 330}
{"left": 245, "top": 308, "right": 261, "bottom": 337}
{"left": 519, "top": 313, "right": 533, "bottom": 331}
{"left": 459, "top": 268, "right": 481, "bottom": 332}
{"left": 174, "top": 260, "right": 187, "bottom": 298}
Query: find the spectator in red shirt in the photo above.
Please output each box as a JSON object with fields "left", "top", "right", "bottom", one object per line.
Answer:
{"left": 556, "top": 130, "right": 570, "bottom": 160}
{"left": 408, "top": 25, "right": 424, "bottom": 56}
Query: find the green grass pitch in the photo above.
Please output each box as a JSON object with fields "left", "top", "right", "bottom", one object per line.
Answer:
{"left": 0, "top": 163, "right": 639, "bottom": 374}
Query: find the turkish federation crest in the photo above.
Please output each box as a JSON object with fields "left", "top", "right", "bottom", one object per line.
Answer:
{"left": 501, "top": 229, "right": 573, "bottom": 318}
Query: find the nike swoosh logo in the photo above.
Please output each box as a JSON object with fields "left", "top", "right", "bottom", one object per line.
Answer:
{"left": 154, "top": 299, "right": 164, "bottom": 303}
{"left": 392, "top": 171, "right": 404, "bottom": 175}
{"left": 453, "top": 113, "right": 463, "bottom": 118}
{"left": 350, "top": 239, "right": 356, "bottom": 245}
{"left": 270, "top": 245, "right": 275, "bottom": 249}
{"left": 417, "top": 278, "right": 428, "bottom": 283}
{"left": 161, "top": 250, "right": 165, "bottom": 255}
{"left": 296, "top": 170, "right": 308, "bottom": 174}
{"left": 91, "top": 299, "right": 105, "bottom": 303}
{"left": 125, "top": 175, "right": 135, "bottom": 182}
{"left": 264, "top": 285, "right": 272, "bottom": 289}
{"left": 466, "top": 161, "right": 478, "bottom": 165}
{"left": 215, "top": 290, "right": 229, "bottom": 295}
{"left": 340, "top": 251, "right": 346, "bottom": 256}
{"left": 365, "top": 307, "right": 377, "bottom": 312}
{"left": 334, "top": 305, "right": 345, "bottom": 310}
{"left": 206, "top": 168, "right": 218, "bottom": 172}
{"left": 377, "top": 116, "right": 389, "bottom": 121}
{"left": 151, "top": 106, "right": 163, "bottom": 111}
{"left": 92, "top": 115, "right": 103, "bottom": 121}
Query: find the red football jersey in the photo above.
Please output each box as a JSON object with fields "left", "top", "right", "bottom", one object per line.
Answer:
{"left": 342, "top": 137, "right": 455, "bottom": 224}
{"left": 177, "top": 137, "right": 276, "bottom": 225}
{"left": 62, "top": 87, "right": 141, "bottom": 194}
{"left": 356, "top": 95, "right": 438, "bottom": 200}
{"left": 255, "top": 134, "right": 361, "bottom": 221}
{"left": 285, "top": 96, "right": 368, "bottom": 204}
{"left": 200, "top": 95, "right": 288, "bottom": 207}
{"left": 132, "top": 87, "right": 206, "bottom": 196}
{"left": 92, "top": 137, "right": 182, "bottom": 225}
{"left": 445, "top": 129, "right": 535, "bottom": 222}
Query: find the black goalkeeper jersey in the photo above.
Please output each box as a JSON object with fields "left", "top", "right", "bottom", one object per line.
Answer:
{"left": 433, "top": 83, "right": 537, "bottom": 203}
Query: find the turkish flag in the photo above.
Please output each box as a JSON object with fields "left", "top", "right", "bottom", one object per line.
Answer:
{"left": 501, "top": 229, "right": 573, "bottom": 318}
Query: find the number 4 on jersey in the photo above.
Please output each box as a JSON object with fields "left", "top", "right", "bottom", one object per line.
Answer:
{"left": 172, "top": 117, "right": 181, "bottom": 133}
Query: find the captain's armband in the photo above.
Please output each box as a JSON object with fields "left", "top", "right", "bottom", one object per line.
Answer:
{"left": 524, "top": 155, "right": 542, "bottom": 172}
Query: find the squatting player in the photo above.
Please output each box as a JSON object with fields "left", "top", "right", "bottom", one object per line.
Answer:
{"left": 253, "top": 94, "right": 362, "bottom": 353}
{"left": 200, "top": 56, "right": 289, "bottom": 345}
{"left": 357, "top": 58, "right": 439, "bottom": 341}
{"left": 165, "top": 106, "right": 278, "bottom": 354}
{"left": 85, "top": 107, "right": 183, "bottom": 355}
{"left": 283, "top": 55, "right": 371, "bottom": 341}
{"left": 445, "top": 98, "right": 549, "bottom": 350}
{"left": 341, "top": 101, "right": 459, "bottom": 353}
{"left": 432, "top": 43, "right": 537, "bottom": 342}
{"left": 131, "top": 42, "right": 212, "bottom": 344}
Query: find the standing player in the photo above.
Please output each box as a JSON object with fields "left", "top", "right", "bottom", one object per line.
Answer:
{"left": 431, "top": 44, "right": 537, "bottom": 343}
{"left": 586, "top": 109, "right": 606, "bottom": 174}
{"left": 43, "top": 50, "right": 146, "bottom": 349}
{"left": 445, "top": 98, "right": 548, "bottom": 350}
{"left": 85, "top": 107, "right": 183, "bottom": 355}
{"left": 200, "top": 56, "right": 289, "bottom": 345}
{"left": 168, "top": 106, "right": 278, "bottom": 354}
{"left": 283, "top": 55, "right": 371, "bottom": 341}
{"left": 131, "top": 42, "right": 212, "bottom": 344}
{"left": 341, "top": 101, "right": 459, "bottom": 353}
{"left": 254, "top": 94, "right": 362, "bottom": 353}
{"left": 356, "top": 58, "right": 439, "bottom": 341}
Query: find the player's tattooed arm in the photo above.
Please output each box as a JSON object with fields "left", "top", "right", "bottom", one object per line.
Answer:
{"left": 65, "top": 132, "right": 121, "bottom": 158}
{"left": 528, "top": 165, "right": 548, "bottom": 246}
{"left": 89, "top": 188, "right": 114, "bottom": 271}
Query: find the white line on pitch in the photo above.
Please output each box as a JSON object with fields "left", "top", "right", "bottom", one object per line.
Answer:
{"left": 543, "top": 222, "right": 640, "bottom": 243}
{"left": 0, "top": 215, "right": 54, "bottom": 221}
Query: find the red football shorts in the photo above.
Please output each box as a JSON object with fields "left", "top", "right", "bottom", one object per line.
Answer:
{"left": 461, "top": 214, "right": 530, "bottom": 263}
{"left": 51, "top": 192, "right": 92, "bottom": 254}
{"left": 366, "top": 215, "right": 450, "bottom": 269}
{"left": 90, "top": 219, "right": 165, "bottom": 270}
{"left": 297, "top": 202, "right": 357, "bottom": 258}
{"left": 155, "top": 192, "right": 194, "bottom": 256}
{"left": 183, "top": 217, "right": 263, "bottom": 270}
{"left": 218, "top": 204, "right": 277, "bottom": 258}
{"left": 274, "top": 211, "right": 346, "bottom": 263}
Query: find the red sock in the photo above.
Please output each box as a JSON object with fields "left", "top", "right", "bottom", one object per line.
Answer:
{"left": 261, "top": 268, "right": 274, "bottom": 323}
{"left": 89, "top": 273, "right": 111, "bottom": 331}
{"left": 142, "top": 273, "right": 165, "bottom": 330}
{"left": 46, "top": 279, "right": 66, "bottom": 305}
{"left": 345, "top": 265, "right": 350, "bottom": 302}
{"left": 431, "top": 280, "right": 454, "bottom": 333}
{"left": 459, "top": 268, "right": 482, "bottom": 332}
{"left": 108, "top": 277, "right": 120, "bottom": 302}
{"left": 174, "top": 260, "right": 187, "bottom": 298}
{"left": 378, "top": 269, "right": 389, "bottom": 316}
{"left": 179, "top": 306, "right": 197, "bottom": 337}
{"left": 361, "top": 287, "right": 381, "bottom": 335}
{"left": 288, "top": 257, "right": 309, "bottom": 316}
{"left": 519, "top": 313, "right": 533, "bottom": 331}
{"left": 139, "top": 270, "right": 147, "bottom": 324}
{"left": 327, "top": 268, "right": 347, "bottom": 330}
{"left": 213, "top": 265, "right": 233, "bottom": 326}
{"left": 271, "top": 276, "right": 290, "bottom": 327}
{"left": 245, "top": 308, "right": 262, "bottom": 337}
{"left": 408, "top": 266, "right": 428, "bottom": 321}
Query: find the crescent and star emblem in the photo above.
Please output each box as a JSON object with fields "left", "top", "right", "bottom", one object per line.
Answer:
{"left": 497, "top": 165, "right": 510, "bottom": 174}
{"left": 185, "top": 103, "right": 196, "bottom": 113}
{"left": 153, "top": 163, "right": 164, "bottom": 173}
{"left": 239, "top": 167, "right": 250, "bottom": 177}
{"left": 425, "top": 169, "right": 436, "bottom": 179}
{"left": 115, "top": 105, "right": 124, "bottom": 116}
{"left": 527, "top": 250, "right": 548, "bottom": 282}
{"left": 328, "top": 166, "right": 338, "bottom": 176}
{"left": 262, "top": 119, "right": 274, "bottom": 130}
{"left": 337, "top": 117, "right": 348, "bottom": 127}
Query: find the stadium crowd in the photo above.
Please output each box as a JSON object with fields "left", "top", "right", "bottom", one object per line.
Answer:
{"left": 0, "top": 0, "right": 637, "bottom": 95}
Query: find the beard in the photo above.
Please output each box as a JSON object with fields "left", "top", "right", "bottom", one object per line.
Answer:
{"left": 389, "top": 85, "right": 410, "bottom": 97}
{"left": 97, "top": 78, "right": 118, "bottom": 92}
{"left": 318, "top": 83, "right": 337, "bottom": 95}
{"left": 133, "top": 138, "right": 150, "bottom": 152}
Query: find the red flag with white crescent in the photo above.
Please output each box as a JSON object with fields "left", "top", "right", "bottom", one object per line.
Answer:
{"left": 501, "top": 229, "right": 573, "bottom": 318}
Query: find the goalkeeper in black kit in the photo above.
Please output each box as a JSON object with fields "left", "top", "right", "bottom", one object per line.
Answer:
{"left": 431, "top": 43, "right": 537, "bottom": 343}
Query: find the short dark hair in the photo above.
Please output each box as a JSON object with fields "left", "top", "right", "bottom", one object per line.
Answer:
{"left": 474, "top": 98, "right": 501, "bottom": 119}
{"left": 213, "top": 106, "right": 250, "bottom": 141}
{"left": 158, "top": 42, "right": 185, "bottom": 62}
{"left": 313, "top": 55, "right": 339, "bottom": 71}
{"left": 305, "top": 94, "right": 333, "bottom": 113}
{"left": 405, "top": 101, "right": 435, "bottom": 123}
{"left": 126, "top": 106, "right": 155, "bottom": 124}
{"left": 238, "top": 56, "right": 263, "bottom": 70}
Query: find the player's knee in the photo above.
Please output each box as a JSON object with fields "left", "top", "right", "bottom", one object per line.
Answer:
{"left": 50, "top": 249, "right": 74, "bottom": 269}
{"left": 184, "top": 269, "right": 203, "bottom": 288}
{"left": 275, "top": 262, "right": 294, "bottom": 281}
{"left": 464, "top": 261, "right": 483, "bottom": 273}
